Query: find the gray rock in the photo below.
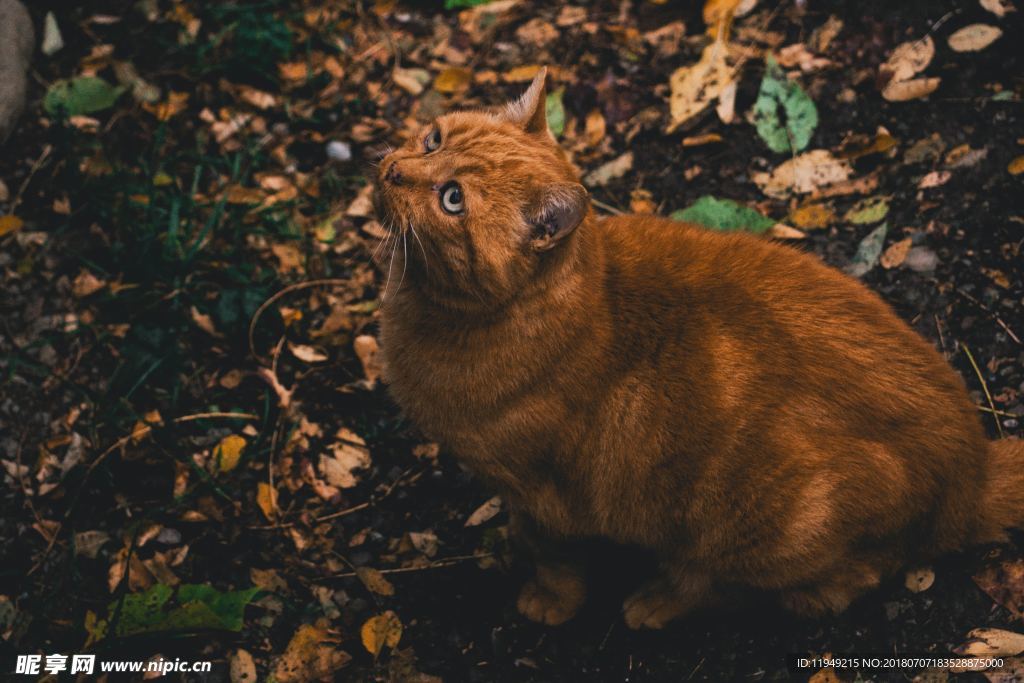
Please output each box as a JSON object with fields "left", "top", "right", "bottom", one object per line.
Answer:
{"left": 0, "top": 0, "right": 35, "bottom": 144}
{"left": 903, "top": 246, "right": 940, "bottom": 273}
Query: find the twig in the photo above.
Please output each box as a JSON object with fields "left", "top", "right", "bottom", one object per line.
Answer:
{"left": 954, "top": 288, "right": 1022, "bottom": 347}
{"left": 248, "top": 279, "right": 350, "bottom": 363}
{"left": 315, "top": 468, "right": 425, "bottom": 523}
{"left": 962, "top": 344, "right": 1005, "bottom": 438}
{"left": 977, "top": 405, "right": 1017, "bottom": 419}
{"left": 11, "top": 145, "right": 53, "bottom": 213}
{"left": 590, "top": 198, "right": 624, "bottom": 216}
{"left": 325, "top": 552, "right": 495, "bottom": 579}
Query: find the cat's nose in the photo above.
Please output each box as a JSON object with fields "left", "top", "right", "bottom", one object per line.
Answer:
{"left": 384, "top": 161, "right": 403, "bottom": 186}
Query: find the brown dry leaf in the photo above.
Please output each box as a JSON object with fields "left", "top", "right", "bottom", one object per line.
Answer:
{"left": 980, "top": 0, "right": 1015, "bottom": 17}
{"left": 229, "top": 649, "right": 256, "bottom": 683}
{"left": 556, "top": 6, "right": 587, "bottom": 27}
{"left": 809, "top": 666, "right": 843, "bottom": 683}
{"left": 256, "top": 482, "right": 278, "bottom": 521}
{"left": 393, "top": 67, "right": 430, "bottom": 96}
{"left": 273, "top": 623, "right": 350, "bottom": 682}
{"left": 238, "top": 87, "right": 276, "bottom": 110}
{"left": 985, "top": 657, "right": 1024, "bottom": 682}
{"left": 629, "top": 189, "right": 657, "bottom": 214}
{"left": 73, "top": 270, "right": 106, "bottom": 298}
{"left": 904, "top": 566, "right": 935, "bottom": 592}
{"left": 751, "top": 150, "right": 853, "bottom": 199}
{"left": 948, "top": 24, "right": 1003, "bottom": 52}
{"left": 584, "top": 108, "right": 606, "bottom": 147}
{"left": 974, "top": 558, "right": 1024, "bottom": 620}
{"left": 345, "top": 184, "right": 375, "bottom": 218}
{"left": 288, "top": 342, "right": 328, "bottom": 363}
{"left": 361, "top": 611, "right": 403, "bottom": 658}
{"left": 1009, "top": 156, "right": 1024, "bottom": 175}
{"left": 190, "top": 306, "right": 222, "bottom": 337}
{"left": 356, "top": 567, "right": 396, "bottom": 596}
{"left": 584, "top": 151, "right": 634, "bottom": 187}
{"left": 465, "top": 496, "right": 503, "bottom": 527}
{"left": 354, "top": 335, "right": 383, "bottom": 385}
{"left": 503, "top": 64, "right": 545, "bottom": 83}
{"left": 408, "top": 530, "right": 439, "bottom": 557}
{"left": 882, "top": 36, "right": 934, "bottom": 82}
{"left": 271, "top": 244, "right": 304, "bottom": 274}
{"left": 983, "top": 267, "right": 1011, "bottom": 289}
{"left": 918, "top": 171, "right": 952, "bottom": 189}
{"left": 810, "top": 15, "right": 844, "bottom": 53}
{"left": 225, "top": 185, "right": 263, "bottom": 204}
{"left": 788, "top": 203, "right": 835, "bottom": 230}
{"left": 883, "top": 77, "right": 941, "bottom": 102}
{"left": 215, "top": 434, "right": 246, "bottom": 473}
{"left": 703, "top": 0, "right": 741, "bottom": 37}
{"left": 515, "top": 18, "right": 558, "bottom": 48}
{"left": 250, "top": 567, "right": 288, "bottom": 592}
{"left": 143, "top": 91, "right": 189, "bottom": 121}
{"left": 278, "top": 62, "right": 310, "bottom": 82}
{"left": 955, "top": 628, "right": 1024, "bottom": 658}
{"left": 881, "top": 237, "right": 913, "bottom": 269}
{"left": 319, "top": 441, "right": 371, "bottom": 489}
{"left": 0, "top": 214, "right": 23, "bottom": 238}
{"left": 776, "top": 43, "right": 832, "bottom": 72}
{"left": 434, "top": 67, "right": 472, "bottom": 94}
{"left": 667, "top": 38, "right": 734, "bottom": 132}
{"left": 768, "top": 224, "right": 806, "bottom": 240}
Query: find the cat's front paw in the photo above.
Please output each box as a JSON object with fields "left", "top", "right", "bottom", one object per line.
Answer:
{"left": 516, "top": 578, "right": 583, "bottom": 625}
{"left": 623, "top": 576, "right": 703, "bottom": 630}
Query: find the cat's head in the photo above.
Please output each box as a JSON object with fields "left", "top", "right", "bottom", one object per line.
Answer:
{"left": 375, "top": 68, "right": 590, "bottom": 309}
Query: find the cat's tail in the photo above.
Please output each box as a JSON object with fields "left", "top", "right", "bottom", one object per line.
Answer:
{"left": 977, "top": 437, "right": 1024, "bottom": 542}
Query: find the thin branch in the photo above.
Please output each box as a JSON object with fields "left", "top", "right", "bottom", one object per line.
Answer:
{"left": 962, "top": 344, "right": 1005, "bottom": 438}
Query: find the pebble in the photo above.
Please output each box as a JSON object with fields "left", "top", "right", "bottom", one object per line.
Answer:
{"left": 326, "top": 140, "right": 352, "bottom": 162}
{"left": 903, "top": 246, "right": 939, "bottom": 273}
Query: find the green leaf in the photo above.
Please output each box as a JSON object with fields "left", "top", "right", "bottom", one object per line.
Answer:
{"left": 670, "top": 196, "right": 775, "bottom": 233}
{"left": 843, "top": 196, "right": 889, "bottom": 224}
{"left": 545, "top": 88, "right": 566, "bottom": 138}
{"left": 89, "top": 583, "right": 259, "bottom": 642}
{"left": 752, "top": 56, "right": 818, "bottom": 154}
{"left": 44, "top": 77, "right": 125, "bottom": 117}
{"left": 444, "top": 0, "right": 491, "bottom": 8}
{"left": 845, "top": 222, "right": 889, "bottom": 278}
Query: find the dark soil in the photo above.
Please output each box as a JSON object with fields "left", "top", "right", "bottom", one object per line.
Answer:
{"left": 1, "top": 1, "right": 1022, "bottom": 682}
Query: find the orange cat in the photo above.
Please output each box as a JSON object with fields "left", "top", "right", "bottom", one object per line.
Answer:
{"left": 374, "top": 68, "right": 1024, "bottom": 628}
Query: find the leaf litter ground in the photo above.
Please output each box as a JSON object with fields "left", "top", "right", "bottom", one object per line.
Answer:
{"left": 1, "top": 0, "right": 1023, "bottom": 681}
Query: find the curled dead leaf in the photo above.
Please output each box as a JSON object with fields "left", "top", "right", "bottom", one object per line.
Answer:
{"left": 465, "top": 496, "right": 503, "bottom": 527}
{"left": 667, "top": 38, "right": 734, "bottom": 132}
{"left": 353, "top": 335, "right": 383, "bottom": 385}
{"left": 954, "top": 628, "right": 1024, "bottom": 658}
{"left": 948, "top": 24, "right": 1003, "bottom": 53}
{"left": 882, "top": 36, "right": 934, "bottom": 82}
{"left": 882, "top": 77, "right": 941, "bottom": 102}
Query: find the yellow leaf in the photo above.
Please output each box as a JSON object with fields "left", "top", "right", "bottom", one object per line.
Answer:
{"left": 503, "top": 64, "right": 544, "bottom": 83}
{"left": 434, "top": 67, "right": 472, "bottom": 94}
{"left": 356, "top": 567, "right": 396, "bottom": 596}
{"left": 0, "top": 214, "right": 24, "bottom": 238}
{"left": 788, "top": 203, "right": 835, "bottom": 230}
{"left": 360, "top": 611, "right": 402, "bottom": 658}
{"left": 143, "top": 91, "right": 189, "bottom": 121}
{"left": 273, "top": 624, "right": 350, "bottom": 682}
{"left": 215, "top": 434, "right": 246, "bottom": 473}
{"left": 1008, "top": 156, "right": 1024, "bottom": 175}
{"left": 256, "top": 482, "right": 278, "bottom": 521}
{"left": 880, "top": 237, "right": 912, "bottom": 269}
{"left": 703, "top": 0, "right": 741, "bottom": 37}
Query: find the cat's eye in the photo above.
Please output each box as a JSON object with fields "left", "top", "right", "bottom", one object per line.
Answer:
{"left": 439, "top": 182, "right": 464, "bottom": 215}
{"left": 424, "top": 127, "right": 441, "bottom": 153}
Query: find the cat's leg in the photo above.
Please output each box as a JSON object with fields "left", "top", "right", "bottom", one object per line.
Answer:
{"left": 510, "top": 512, "right": 587, "bottom": 625}
{"left": 622, "top": 565, "right": 712, "bottom": 630}
{"left": 778, "top": 561, "right": 882, "bottom": 617}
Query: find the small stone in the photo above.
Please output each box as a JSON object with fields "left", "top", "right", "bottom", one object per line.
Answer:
{"left": 326, "top": 140, "right": 352, "bottom": 162}
{"left": 0, "top": 0, "right": 35, "bottom": 143}
{"left": 903, "top": 246, "right": 939, "bottom": 272}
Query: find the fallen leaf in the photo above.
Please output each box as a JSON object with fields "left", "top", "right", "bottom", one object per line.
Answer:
{"left": 44, "top": 77, "right": 125, "bottom": 117}
{"left": 319, "top": 440, "right": 371, "bottom": 489}
{"left": 354, "top": 335, "right": 383, "bottom": 385}
{"left": 545, "top": 88, "right": 566, "bottom": 138}
{"left": 985, "top": 657, "right": 1024, "bottom": 683}
{"left": 844, "top": 196, "right": 889, "bottom": 224}
{"left": 229, "top": 649, "right": 257, "bottom": 683}
{"left": 584, "top": 108, "right": 606, "bottom": 147}
{"left": 274, "top": 623, "right": 350, "bottom": 682}
{"left": 1009, "top": 156, "right": 1024, "bottom": 175}
{"left": 882, "top": 77, "right": 941, "bottom": 102}
{"left": 356, "top": 567, "right": 396, "bottom": 596}
{"left": 271, "top": 244, "right": 304, "bottom": 274}
{"left": 215, "top": 435, "right": 246, "bottom": 473}
{"left": 584, "top": 151, "right": 634, "bottom": 186}
{"left": 408, "top": 530, "right": 439, "bottom": 557}
{"left": 904, "top": 566, "right": 935, "bottom": 593}
{"left": 190, "top": 306, "right": 222, "bottom": 337}
{"left": 753, "top": 55, "right": 818, "bottom": 153}
{"left": 881, "top": 36, "right": 934, "bottom": 83}
{"left": 361, "top": 611, "right": 402, "bottom": 658}
{"left": 980, "top": 0, "right": 1015, "bottom": 17}
{"left": 919, "top": 171, "right": 952, "bottom": 188}
{"left": 667, "top": 37, "right": 734, "bottom": 132}
{"left": 515, "top": 18, "right": 558, "bottom": 48}
{"left": 881, "top": 237, "right": 913, "bottom": 269}
{"left": 465, "top": 496, "right": 503, "bottom": 527}
{"left": 73, "top": 270, "right": 106, "bottom": 298}
{"left": 955, "top": 628, "right": 1024, "bottom": 657}
{"left": 74, "top": 530, "right": 111, "bottom": 559}
{"left": 0, "top": 215, "right": 24, "bottom": 238}
{"left": 751, "top": 150, "right": 852, "bottom": 198}
{"left": 392, "top": 67, "right": 431, "bottom": 96}
{"left": 143, "top": 91, "right": 189, "bottom": 121}
{"left": 256, "top": 483, "right": 278, "bottom": 522}
{"left": 768, "top": 224, "right": 806, "bottom": 240}
{"left": 948, "top": 24, "right": 1003, "bottom": 53}
{"left": 788, "top": 203, "right": 835, "bottom": 230}
{"left": 434, "top": 67, "right": 472, "bottom": 94}
{"left": 776, "top": 43, "right": 832, "bottom": 72}
{"left": 556, "top": 6, "right": 587, "bottom": 27}
{"left": 288, "top": 342, "right": 328, "bottom": 363}
{"left": 345, "top": 184, "right": 375, "bottom": 218}
{"left": 845, "top": 222, "right": 889, "bottom": 278}
{"left": 671, "top": 195, "right": 775, "bottom": 233}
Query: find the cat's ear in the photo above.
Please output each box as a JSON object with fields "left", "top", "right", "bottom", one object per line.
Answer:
{"left": 502, "top": 67, "right": 550, "bottom": 136}
{"left": 527, "top": 183, "right": 589, "bottom": 252}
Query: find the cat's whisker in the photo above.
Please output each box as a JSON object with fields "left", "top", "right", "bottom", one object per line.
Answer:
{"left": 382, "top": 228, "right": 402, "bottom": 301}
{"left": 409, "top": 223, "right": 429, "bottom": 275}
{"left": 395, "top": 230, "right": 409, "bottom": 295}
